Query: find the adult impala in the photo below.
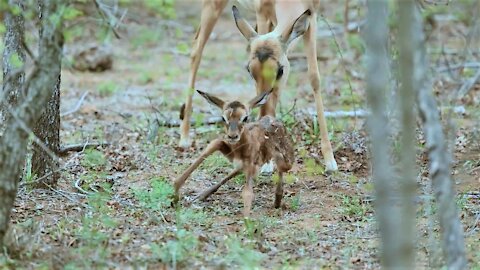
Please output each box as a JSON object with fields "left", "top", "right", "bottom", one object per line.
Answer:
{"left": 179, "top": 0, "right": 338, "bottom": 172}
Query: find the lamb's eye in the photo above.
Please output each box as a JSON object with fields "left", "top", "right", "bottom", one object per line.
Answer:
{"left": 242, "top": 116, "right": 249, "bottom": 123}
{"left": 222, "top": 115, "right": 228, "bottom": 123}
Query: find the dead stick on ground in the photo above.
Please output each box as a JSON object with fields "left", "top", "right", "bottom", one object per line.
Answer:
{"left": 75, "top": 178, "right": 92, "bottom": 195}
{"left": 59, "top": 142, "right": 110, "bottom": 155}
{"left": 61, "top": 91, "right": 89, "bottom": 117}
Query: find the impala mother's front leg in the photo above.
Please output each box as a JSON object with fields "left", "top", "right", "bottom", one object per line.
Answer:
{"left": 174, "top": 139, "right": 225, "bottom": 204}
{"left": 179, "top": 0, "right": 229, "bottom": 148}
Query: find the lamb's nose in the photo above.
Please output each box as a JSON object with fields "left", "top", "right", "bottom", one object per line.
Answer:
{"left": 228, "top": 134, "right": 239, "bottom": 140}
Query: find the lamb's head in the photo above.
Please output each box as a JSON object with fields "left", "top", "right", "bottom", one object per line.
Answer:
{"left": 196, "top": 89, "right": 272, "bottom": 144}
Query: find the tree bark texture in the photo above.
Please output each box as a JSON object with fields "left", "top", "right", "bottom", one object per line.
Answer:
{"left": 396, "top": 0, "right": 419, "bottom": 265}
{"left": 0, "top": 0, "right": 63, "bottom": 246}
{"left": 414, "top": 10, "right": 468, "bottom": 270}
{"left": 365, "top": 1, "right": 404, "bottom": 268}
{"left": 30, "top": 0, "right": 63, "bottom": 188}
{"left": 31, "top": 75, "right": 61, "bottom": 188}
{"left": 0, "top": 0, "right": 26, "bottom": 136}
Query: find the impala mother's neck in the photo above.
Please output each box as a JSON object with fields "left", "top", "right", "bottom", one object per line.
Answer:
{"left": 272, "top": 0, "right": 310, "bottom": 36}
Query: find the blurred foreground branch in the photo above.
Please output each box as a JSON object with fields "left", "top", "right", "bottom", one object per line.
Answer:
{"left": 0, "top": 0, "right": 63, "bottom": 246}
{"left": 364, "top": 0, "right": 400, "bottom": 267}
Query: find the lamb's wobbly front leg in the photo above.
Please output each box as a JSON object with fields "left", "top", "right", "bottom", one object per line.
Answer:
{"left": 174, "top": 139, "right": 224, "bottom": 203}
{"left": 274, "top": 172, "right": 284, "bottom": 208}
{"left": 192, "top": 167, "right": 242, "bottom": 202}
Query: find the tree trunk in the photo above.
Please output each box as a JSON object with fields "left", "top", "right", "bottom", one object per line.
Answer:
{"left": 0, "top": 0, "right": 63, "bottom": 246}
{"left": 0, "top": 1, "right": 25, "bottom": 136}
{"left": 364, "top": 1, "right": 404, "bottom": 268}
{"left": 414, "top": 8, "right": 468, "bottom": 270}
{"left": 30, "top": 0, "right": 63, "bottom": 188}
{"left": 31, "top": 75, "right": 61, "bottom": 188}
{"left": 396, "top": 0, "right": 419, "bottom": 265}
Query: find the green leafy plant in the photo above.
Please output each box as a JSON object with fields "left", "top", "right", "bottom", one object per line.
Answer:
{"left": 223, "top": 235, "right": 265, "bottom": 269}
{"left": 176, "top": 208, "right": 211, "bottom": 228}
{"left": 134, "top": 177, "right": 174, "bottom": 211}
{"left": 289, "top": 193, "right": 301, "bottom": 211}
{"left": 98, "top": 81, "right": 118, "bottom": 97}
{"left": 305, "top": 158, "right": 324, "bottom": 176}
{"left": 244, "top": 218, "right": 264, "bottom": 240}
{"left": 68, "top": 189, "right": 117, "bottom": 269}
{"left": 151, "top": 229, "right": 198, "bottom": 267}
{"left": 338, "top": 195, "right": 370, "bottom": 220}
{"left": 81, "top": 149, "right": 107, "bottom": 169}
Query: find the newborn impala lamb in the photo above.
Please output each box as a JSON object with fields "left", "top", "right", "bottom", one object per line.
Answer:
{"left": 174, "top": 89, "right": 294, "bottom": 217}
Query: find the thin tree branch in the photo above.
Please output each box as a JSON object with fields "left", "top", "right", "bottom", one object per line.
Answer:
{"left": 60, "top": 91, "right": 89, "bottom": 117}
{"left": 92, "top": 0, "right": 122, "bottom": 39}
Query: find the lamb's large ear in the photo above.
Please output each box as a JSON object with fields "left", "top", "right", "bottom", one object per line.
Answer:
{"left": 197, "top": 90, "right": 225, "bottom": 109}
{"left": 232, "top": 5, "right": 257, "bottom": 40}
{"left": 281, "top": 9, "right": 311, "bottom": 47}
{"left": 248, "top": 88, "right": 273, "bottom": 109}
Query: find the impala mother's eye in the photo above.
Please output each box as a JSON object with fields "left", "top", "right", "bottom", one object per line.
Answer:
{"left": 276, "top": 66, "right": 284, "bottom": 80}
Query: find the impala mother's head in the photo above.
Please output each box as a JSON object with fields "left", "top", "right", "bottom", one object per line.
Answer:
{"left": 232, "top": 5, "right": 311, "bottom": 107}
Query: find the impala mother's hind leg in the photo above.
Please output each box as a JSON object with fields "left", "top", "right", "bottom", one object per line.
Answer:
{"left": 179, "top": 0, "right": 229, "bottom": 148}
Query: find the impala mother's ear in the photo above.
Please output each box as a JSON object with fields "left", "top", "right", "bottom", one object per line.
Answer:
{"left": 232, "top": 5, "right": 258, "bottom": 40}
{"left": 248, "top": 88, "right": 274, "bottom": 109}
{"left": 281, "top": 9, "right": 311, "bottom": 47}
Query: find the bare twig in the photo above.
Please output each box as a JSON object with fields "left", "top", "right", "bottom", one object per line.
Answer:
{"left": 20, "top": 150, "right": 84, "bottom": 187}
{"left": 45, "top": 183, "right": 89, "bottom": 208}
{"left": 436, "top": 62, "right": 480, "bottom": 73}
{"left": 287, "top": 53, "right": 329, "bottom": 61}
{"left": 92, "top": 0, "right": 122, "bottom": 39}
{"left": 466, "top": 213, "right": 480, "bottom": 236}
{"left": 317, "top": 20, "right": 364, "bottom": 38}
{"left": 59, "top": 141, "right": 110, "bottom": 155}
{"left": 6, "top": 104, "right": 59, "bottom": 164}
{"left": 21, "top": 40, "right": 38, "bottom": 65}
{"left": 280, "top": 99, "right": 297, "bottom": 118}
{"left": 60, "top": 91, "right": 89, "bottom": 117}
{"left": 457, "top": 68, "right": 480, "bottom": 97}
{"left": 320, "top": 16, "right": 358, "bottom": 121}
{"left": 344, "top": 0, "right": 350, "bottom": 33}
{"left": 74, "top": 178, "right": 92, "bottom": 195}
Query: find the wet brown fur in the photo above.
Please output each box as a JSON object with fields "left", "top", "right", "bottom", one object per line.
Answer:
{"left": 174, "top": 91, "right": 294, "bottom": 217}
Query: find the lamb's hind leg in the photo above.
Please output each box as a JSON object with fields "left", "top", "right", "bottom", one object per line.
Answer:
{"left": 192, "top": 167, "right": 241, "bottom": 202}
{"left": 274, "top": 171, "right": 284, "bottom": 208}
